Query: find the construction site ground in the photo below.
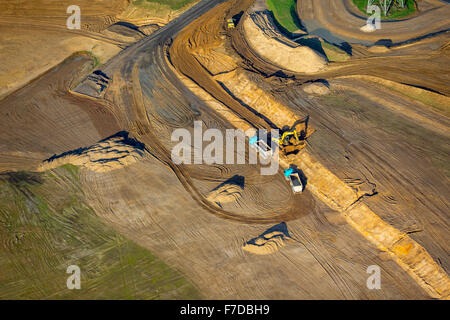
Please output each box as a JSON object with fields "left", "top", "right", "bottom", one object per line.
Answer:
{"left": 0, "top": 0, "right": 448, "bottom": 299}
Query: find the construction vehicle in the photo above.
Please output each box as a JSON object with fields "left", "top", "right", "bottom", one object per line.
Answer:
{"left": 249, "top": 116, "right": 313, "bottom": 159}
{"left": 272, "top": 116, "right": 314, "bottom": 155}
{"left": 227, "top": 18, "right": 235, "bottom": 29}
{"left": 284, "top": 168, "right": 304, "bottom": 193}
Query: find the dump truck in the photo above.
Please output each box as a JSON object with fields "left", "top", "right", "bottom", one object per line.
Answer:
{"left": 284, "top": 168, "right": 304, "bottom": 193}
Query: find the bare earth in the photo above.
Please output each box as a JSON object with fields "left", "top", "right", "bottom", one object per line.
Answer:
{"left": 0, "top": 0, "right": 448, "bottom": 299}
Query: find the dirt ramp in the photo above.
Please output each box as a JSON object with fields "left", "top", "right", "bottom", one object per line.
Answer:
{"left": 192, "top": 42, "right": 238, "bottom": 76}
{"left": 38, "top": 132, "right": 147, "bottom": 173}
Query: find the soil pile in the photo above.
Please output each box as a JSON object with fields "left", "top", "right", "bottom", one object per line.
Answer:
{"left": 38, "top": 132, "right": 146, "bottom": 172}
{"left": 243, "top": 222, "right": 292, "bottom": 255}
{"left": 206, "top": 182, "right": 243, "bottom": 208}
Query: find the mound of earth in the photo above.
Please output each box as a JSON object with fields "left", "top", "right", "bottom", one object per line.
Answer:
{"left": 214, "top": 69, "right": 315, "bottom": 137}
{"left": 243, "top": 222, "right": 292, "bottom": 255}
{"left": 301, "top": 82, "right": 330, "bottom": 95}
{"left": 100, "top": 22, "right": 145, "bottom": 43}
{"left": 243, "top": 11, "right": 327, "bottom": 74}
{"left": 37, "top": 132, "right": 147, "bottom": 173}
{"left": 206, "top": 177, "right": 244, "bottom": 208}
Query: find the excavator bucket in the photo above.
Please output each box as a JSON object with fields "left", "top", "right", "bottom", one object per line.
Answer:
{"left": 291, "top": 116, "right": 314, "bottom": 140}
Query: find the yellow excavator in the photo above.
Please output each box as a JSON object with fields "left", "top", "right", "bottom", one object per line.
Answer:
{"left": 227, "top": 18, "right": 235, "bottom": 29}
{"left": 271, "top": 116, "right": 314, "bottom": 155}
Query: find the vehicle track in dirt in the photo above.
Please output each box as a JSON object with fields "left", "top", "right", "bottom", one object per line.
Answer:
{"left": 231, "top": 12, "right": 450, "bottom": 95}
{"left": 0, "top": 17, "right": 129, "bottom": 47}
{"left": 73, "top": 0, "right": 314, "bottom": 224}
{"left": 126, "top": 52, "right": 311, "bottom": 224}
{"left": 297, "top": 0, "right": 450, "bottom": 44}
{"left": 162, "top": 0, "right": 449, "bottom": 297}
{"left": 2, "top": 0, "right": 446, "bottom": 299}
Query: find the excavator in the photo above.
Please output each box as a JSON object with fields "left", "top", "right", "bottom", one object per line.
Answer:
{"left": 271, "top": 116, "right": 314, "bottom": 155}
{"left": 250, "top": 116, "right": 314, "bottom": 158}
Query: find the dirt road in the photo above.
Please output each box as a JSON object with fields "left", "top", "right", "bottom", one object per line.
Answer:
{"left": 297, "top": 0, "right": 450, "bottom": 44}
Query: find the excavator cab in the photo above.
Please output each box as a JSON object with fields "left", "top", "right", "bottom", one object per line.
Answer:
{"left": 227, "top": 18, "right": 235, "bottom": 29}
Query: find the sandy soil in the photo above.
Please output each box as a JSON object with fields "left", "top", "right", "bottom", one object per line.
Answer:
{"left": 0, "top": 54, "right": 120, "bottom": 172}
{"left": 1, "top": 0, "right": 448, "bottom": 300}
{"left": 0, "top": 0, "right": 198, "bottom": 100}
{"left": 0, "top": 0, "right": 132, "bottom": 99}
{"left": 242, "top": 10, "right": 327, "bottom": 73}
{"left": 165, "top": 0, "right": 449, "bottom": 297}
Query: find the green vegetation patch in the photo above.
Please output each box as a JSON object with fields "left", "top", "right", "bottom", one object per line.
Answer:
{"left": 134, "top": 0, "right": 197, "bottom": 11}
{"left": 321, "top": 41, "right": 350, "bottom": 62}
{"left": 266, "top": 0, "right": 303, "bottom": 33}
{"left": 0, "top": 166, "right": 200, "bottom": 299}
{"left": 352, "top": 0, "right": 417, "bottom": 20}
